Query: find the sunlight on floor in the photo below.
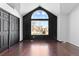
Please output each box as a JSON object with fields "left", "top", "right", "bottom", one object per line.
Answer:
{"left": 30, "top": 43, "right": 49, "bottom": 56}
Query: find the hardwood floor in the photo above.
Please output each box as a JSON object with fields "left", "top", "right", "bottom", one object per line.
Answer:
{"left": 0, "top": 40, "right": 79, "bottom": 56}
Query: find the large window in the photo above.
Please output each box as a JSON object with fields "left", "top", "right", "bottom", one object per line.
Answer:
{"left": 31, "top": 10, "right": 49, "bottom": 35}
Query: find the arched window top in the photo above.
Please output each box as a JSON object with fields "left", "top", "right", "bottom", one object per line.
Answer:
{"left": 31, "top": 10, "right": 49, "bottom": 19}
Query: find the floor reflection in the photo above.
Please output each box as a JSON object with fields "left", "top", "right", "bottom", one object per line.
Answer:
{"left": 1, "top": 40, "right": 79, "bottom": 56}
{"left": 30, "top": 43, "right": 49, "bottom": 56}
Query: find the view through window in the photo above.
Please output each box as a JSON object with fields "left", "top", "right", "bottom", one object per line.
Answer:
{"left": 31, "top": 10, "right": 49, "bottom": 35}
{"left": 31, "top": 21, "right": 48, "bottom": 35}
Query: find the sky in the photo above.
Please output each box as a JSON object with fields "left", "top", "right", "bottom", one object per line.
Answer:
{"left": 31, "top": 10, "right": 49, "bottom": 19}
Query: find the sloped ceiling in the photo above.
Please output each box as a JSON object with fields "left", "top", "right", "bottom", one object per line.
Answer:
{"left": 7, "top": 3, "right": 79, "bottom": 16}
{"left": 60, "top": 3, "right": 79, "bottom": 15}
{"left": 7, "top": 3, "right": 20, "bottom": 12}
{"left": 20, "top": 3, "right": 60, "bottom": 16}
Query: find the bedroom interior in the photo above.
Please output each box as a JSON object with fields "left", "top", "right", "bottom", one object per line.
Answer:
{"left": 0, "top": 3, "right": 79, "bottom": 56}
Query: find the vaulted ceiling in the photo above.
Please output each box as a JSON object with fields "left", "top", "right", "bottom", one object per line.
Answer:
{"left": 60, "top": 3, "right": 79, "bottom": 15}
{"left": 7, "top": 3, "right": 79, "bottom": 16}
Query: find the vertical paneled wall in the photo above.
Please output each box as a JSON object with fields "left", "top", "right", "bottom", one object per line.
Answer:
{"left": 0, "top": 8, "right": 19, "bottom": 52}
{"left": 9, "top": 15, "right": 19, "bottom": 46}
{"left": 0, "top": 9, "right": 9, "bottom": 51}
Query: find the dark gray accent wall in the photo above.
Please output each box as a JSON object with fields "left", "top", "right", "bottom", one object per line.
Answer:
{"left": 23, "top": 7, "right": 57, "bottom": 40}
{"left": 0, "top": 8, "right": 19, "bottom": 52}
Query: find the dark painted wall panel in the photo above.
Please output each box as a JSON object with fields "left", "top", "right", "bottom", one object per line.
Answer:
{"left": 0, "top": 9, "right": 9, "bottom": 51}
{"left": 0, "top": 8, "right": 19, "bottom": 52}
{"left": 23, "top": 7, "right": 57, "bottom": 40}
{"left": 9, "top": 14, "right": 19, "bottom": 47}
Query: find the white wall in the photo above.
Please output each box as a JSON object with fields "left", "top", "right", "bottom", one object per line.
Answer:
{"left": 57, "top": 14, "right": 69, "bottom": 42}
{"left": 0, "top": 3, "right": 22, "bottom": 41}
{"left": 69, "top": 6, "right": 79, "bottom": 47}
{"left": 20, "top": 17, "right": 23, "bottom": 41}
{"left": 20, "top": 3, "right": 60, "bottom": 16}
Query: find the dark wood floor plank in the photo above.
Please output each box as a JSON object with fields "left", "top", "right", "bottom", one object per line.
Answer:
{"left": 0, "top": 40, "right": 79, "bottom": 56}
